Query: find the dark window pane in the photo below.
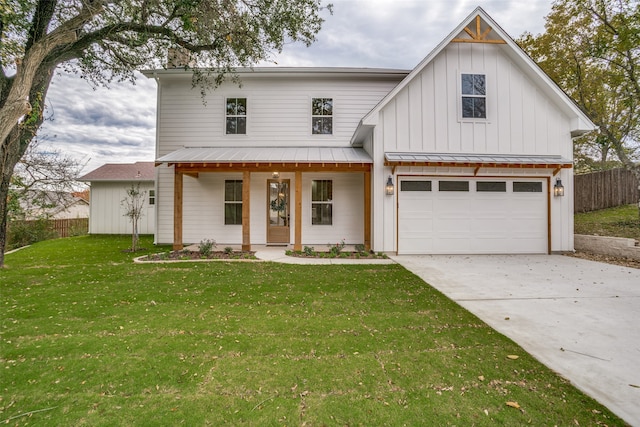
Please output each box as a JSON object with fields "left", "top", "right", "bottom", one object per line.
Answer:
{"left": 513, "top": 182, "right": 543, "bottom": 193}
{"left": 439, "top": 181, "right": 469, "bottom": 192}
{"left": 473, "top": 98, "right": 486, "bottom": 118}
{"left": 401, "top": 181, "right": 432, "bottom": 191}
{"left": 474, "top": 74, "right": 486, "bottom": 95}
{"left": 322, "top": 99, "right": 333, "bottom": 115}
{"left": 226, "top": 99, "right": 236, "bottom": 115}
{"left": 226, "top": 117, "right": 236, "bottom": 134}
{"left": 477, "top": 181, "right": 506, "bottom": 192}
{"left": 462, "top": 97, "right": 486, "bottom": 119}
{"left": 225, "top": 203, "right": 242, "bottom": 225}
{"left": 225, "top": 180, "right": 242, "bottom": 201}
{"left": 236, "top": 98, "right": 246, "bottom": 115}
{"left": 462, "top": 97, "right": 474, "bottom": 118}
{"left": 312, "top": 98, "right": 323, "bottom": 115}
{"left": 312, "top": 117, "right": 332, "bottom": 134}
{"left": 312, "top": 98, "right": 332, "bottom": 115}
{"left": 236, "top": 117, "right": 246, "bottom": 134}
{"left": 311, "top": 203, "right": 332, "bottom": 225}
{"left": 312, "top": 180, "right": 332, "bottom": 201}
{"left": 461, "top": 74, "right": 474, "bottom": 94}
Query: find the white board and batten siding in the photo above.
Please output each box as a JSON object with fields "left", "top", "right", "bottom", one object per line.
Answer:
{"left": 374, "top": 42, "right": 576, "bottom": 254}
{"left": 88, "top": 182, "right": 155, "bottom": 235}
{"left": 379, "top": 43, "right": 573, "bottom": 157}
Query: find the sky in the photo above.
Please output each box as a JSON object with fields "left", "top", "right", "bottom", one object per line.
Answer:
{"left": 36, "top": 0, "right": 555, "bottom": 176}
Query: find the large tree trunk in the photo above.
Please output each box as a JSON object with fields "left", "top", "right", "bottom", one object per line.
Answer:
{"left": 0, "top": 70, "right": 54, "bottom": 267}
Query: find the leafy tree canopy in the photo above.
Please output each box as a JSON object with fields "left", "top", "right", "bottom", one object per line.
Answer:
{"left": 518, "top": 0, "right": 639, "bottom": 175}
{"left": 0, "top": 0, "right": 331, "bottom": 267}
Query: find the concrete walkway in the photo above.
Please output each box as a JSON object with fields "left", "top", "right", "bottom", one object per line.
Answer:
{"left": 390, "top": 254, "right": 640, "bottom": 425}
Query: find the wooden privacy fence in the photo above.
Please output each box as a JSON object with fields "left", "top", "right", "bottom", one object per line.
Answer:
{"left": 574, "top": 168, "right": 639, "bottom": 213}
{"left": 50, "top": 218, "right": 89, "bottom": 237}
{"left": 9, "top": 217, "right": 89, "bottom": 238}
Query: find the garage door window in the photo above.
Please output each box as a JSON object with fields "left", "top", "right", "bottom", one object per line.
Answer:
{"left": 513, "top": 182, "right": 542, "bottom": 192}
{"left": 401, "top": 181, "right": 432, "bottom": 191}
{"left": 439, "top": 181, "right": 469, "bottom": 192}
{"left": 477, "top": 181, "right": 506, "bottom": 192}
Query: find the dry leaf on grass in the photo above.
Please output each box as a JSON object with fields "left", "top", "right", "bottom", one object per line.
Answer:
{"left": 506, "top": 401, "right": 521, "bottom": 409}
{"left": 507, "top": 355, "right": 519, "bottom": 360}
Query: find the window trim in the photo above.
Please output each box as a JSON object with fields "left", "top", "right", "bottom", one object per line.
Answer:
{"left": 311, "top": 97, "right": 333, "bottom": 135}
{"left": 311, "top": 179, "right": 333, "bottom": 225}
{"left": 224, "top": 180, "right": 243, "bottom": 225}
{"left": 225, "top": 97, "right": 248, "bottom": 135}
{"left": 459, "top": 72, "right": 488, "bottom": 121}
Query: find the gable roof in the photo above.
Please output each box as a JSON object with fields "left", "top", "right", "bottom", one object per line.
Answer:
{"left": 78, "top": 161, "right": 155, "bottom": 182}
{"left": 356, "top": 6, "right": 596, "bottom": 139}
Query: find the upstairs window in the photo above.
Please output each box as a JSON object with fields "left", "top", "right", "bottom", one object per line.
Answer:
{"left": 148, "top": 190, "right": 156, "bottom": 205}
{"left": 224, "top": 180, "right": 243, "bottom": 224}
{"left": 312, "top": 98, "right": 333, "bottom": 134}
{"left": 311, "top": 180, "right": 332, "bottom": 225}
{"left": 226, "top": 98, "right": 247, "bottom": 134}
{"left": 461, "top": 74, "right": 486, "bottom": 119}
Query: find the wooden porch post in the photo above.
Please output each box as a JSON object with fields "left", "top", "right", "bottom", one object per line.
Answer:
{"left": 294, "top": 170, "right": 302, "bottom": 251}
{"left": 173, "top": 169, "right": 184, "bottom": 250}
{"left": 242, "top": 171, "right": 251, "bottom": 251}
{"left": 364, "top": 169, "right": 371, "bottom": 251}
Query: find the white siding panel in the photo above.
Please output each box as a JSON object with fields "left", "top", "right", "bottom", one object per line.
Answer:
{"left": 302, "top": 173, "right": 364, "bottom": 245}
{"left": 89, "top": 182, "right": 155, "bottom": 235}
{"left": 156, "top": 76, "right": 402, "bottom": 156}
{"left": 379, "top": 43, "right": 574, "bottom": 159}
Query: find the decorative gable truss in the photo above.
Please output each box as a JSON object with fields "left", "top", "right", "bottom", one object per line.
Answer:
{"left": 452, "top": 15, "right": 507, "bottom": 44}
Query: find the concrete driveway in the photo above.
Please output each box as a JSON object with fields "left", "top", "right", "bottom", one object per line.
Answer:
{"left": 391, "top": 254, "right": 640, "bottom": 425}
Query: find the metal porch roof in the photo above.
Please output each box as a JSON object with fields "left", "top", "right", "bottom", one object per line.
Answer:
{"left": 157, "top": 147, "right": 373, "bottom": 164}
{"left": 384, "top": 152, "right": 572, "bottom": 168}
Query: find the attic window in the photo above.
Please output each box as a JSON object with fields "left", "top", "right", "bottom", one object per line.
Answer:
{"left": 461, "top": 74, "right": 486, "bottom": 119}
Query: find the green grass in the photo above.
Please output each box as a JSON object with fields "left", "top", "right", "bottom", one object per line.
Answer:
{"left": 1, "top": 236, "right": 625, "bottom": 426}
{"left": 575, "top": 204, "right": 640, "bottom": 239}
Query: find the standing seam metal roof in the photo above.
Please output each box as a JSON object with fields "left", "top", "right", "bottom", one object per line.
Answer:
{"left": 156, "top": 147, "right": 373, "bottom": 164}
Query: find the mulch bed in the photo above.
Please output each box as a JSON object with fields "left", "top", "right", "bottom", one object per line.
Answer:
{"left": 138, "top": 250, "right": 256, "bottom": 261}
{"left": 286, "top": 251, "right": 388, "bottom": 259}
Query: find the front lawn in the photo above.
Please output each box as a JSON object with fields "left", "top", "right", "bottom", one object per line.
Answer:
{"left": 575, "top": 203, "right": 640, "bottom": 239}
{"left": 1, "top": 236, "right": 625, "bottom": 425}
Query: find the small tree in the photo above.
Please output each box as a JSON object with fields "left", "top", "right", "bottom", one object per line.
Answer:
{"left": 121, "top": 183, "right": 146, "bottom": 252}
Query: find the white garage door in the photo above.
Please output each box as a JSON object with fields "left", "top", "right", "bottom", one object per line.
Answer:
{"left": 398, "top": 177, "right": 547, "bottom": 254}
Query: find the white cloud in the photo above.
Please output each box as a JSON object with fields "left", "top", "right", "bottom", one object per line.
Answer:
{"left": 38, "top": 1, "right": 553, "bottom": 174}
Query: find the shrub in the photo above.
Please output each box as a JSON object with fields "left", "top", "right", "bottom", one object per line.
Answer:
{"left": 199, "top": 239, "right": 216, "bottom": 257}
{"left": 303, "top": 246, "right": 315, "bottom": 256}
{"left": 6, "top": 219, "right": 57, "bottom": 250}
{"left": 328, "top": 239, "right": 346, "bottom": 256}
{"left": 224, "top": 246, "right": 233, "bottom": 255}
{"left": 355, "top": 243, "right": 365, "bottom": 253}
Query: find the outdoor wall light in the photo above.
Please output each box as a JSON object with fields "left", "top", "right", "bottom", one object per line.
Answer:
{"left": 385, "top": 175, "right": 395, "bottom": 195}
{"left": 272, "top": 171, "right": 280, "bottom": 179}
{"left": 554, "top": 178, "right": 565, "bottom": 197}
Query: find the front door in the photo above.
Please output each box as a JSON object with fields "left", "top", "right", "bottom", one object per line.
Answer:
{"left": 267, "top": 179, "right": 290, "bottom": 244}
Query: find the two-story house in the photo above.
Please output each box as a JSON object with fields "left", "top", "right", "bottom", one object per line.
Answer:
{"left": 143, "top": 7, "right": 595, "bottom": 255}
